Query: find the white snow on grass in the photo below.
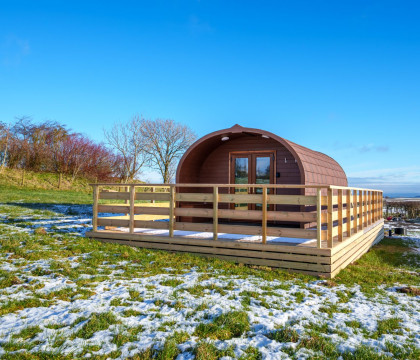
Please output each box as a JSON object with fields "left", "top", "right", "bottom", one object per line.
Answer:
{"left": 0, "top": 256, "right": 419, "bottom": 358}
{"left": 0, "top": 203, "right": 94, "bottom": 237}
{"left": 0, "top": 202, "right": 419, "bottom": 358}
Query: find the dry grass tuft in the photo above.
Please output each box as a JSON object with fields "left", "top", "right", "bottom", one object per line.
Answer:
{"left": 396, "top": 286, "right": 420, "bottom": 296}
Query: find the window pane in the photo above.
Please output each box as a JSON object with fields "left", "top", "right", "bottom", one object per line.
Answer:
{"left": 234, "top": 157, "right": 248, "bottom": 210}
{"left": 255, "top": 156, "right": 271, "bottom": 210}
{"left": 234, "top": 157, "right": 248, "bottom": 184}
{"left": 256, "top": 157, "right": 270, "bottom": 185}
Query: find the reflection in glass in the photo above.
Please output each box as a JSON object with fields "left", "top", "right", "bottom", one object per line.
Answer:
{"left": 234, "top": 157, "right": 248, "bottom": 210}
{"left": 255, "top": 157, "right": 270, "bottom": 210}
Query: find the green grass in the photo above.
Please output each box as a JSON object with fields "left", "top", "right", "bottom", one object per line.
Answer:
{"left": 72, "top": 312, "right": 121, "bottom": 339}
{"left": 0, "top": 185, "right": 93, "bottom": 205}
{"left": 0, "top": 184, "right": 419, "bottom": 359}
{"left": 11, "top": 326, "right": 42, "bottom": 341}
{"left": 193, "top": 341, "right": 236, "bottom": 360}
{"left": 373, "top": 318, "right": 402, "bottom": 338}
{"left": 267, "top": 326, "right": 300, "bottom": 343}
{"left": 194, "top": 311, "right": 250, "bottom": 340}
{"left": 111, "top": 325, "right": 145, "bottom": 347}
{"left": 0, "top": 168, "right": 93, "bottom": 193}
{"left": 334, "top": 237, "right": 420, "bottom": 291}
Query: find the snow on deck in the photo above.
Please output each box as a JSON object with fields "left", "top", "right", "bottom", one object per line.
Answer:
{"left": 118, "top": 227, "right": 317, "bottom": 245}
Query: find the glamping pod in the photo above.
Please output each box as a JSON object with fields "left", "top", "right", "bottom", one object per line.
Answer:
{"left": 176, "top": 124, "right": 348, "bottom": 188}
{"left": 175, "top": 124, "right": 348, "bottom": 226}
{"left": 87, "top": 124, "right": 384, "bottom": 278}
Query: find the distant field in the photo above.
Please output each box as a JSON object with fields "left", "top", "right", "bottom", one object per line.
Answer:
{"left": 0, "top": 184, "right": 419, "bottom": 359}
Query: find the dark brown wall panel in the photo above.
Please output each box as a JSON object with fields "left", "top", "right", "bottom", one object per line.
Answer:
{"left": 196, "top": 135, "right": 301, "bottom": 185}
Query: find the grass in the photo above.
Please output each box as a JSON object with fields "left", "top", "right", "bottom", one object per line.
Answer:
{"left": 194, "top": 311, "right": 250, "bottom": 340}
{"left": 72, "top": 312, "right": 121, "bottom": 339}
{"left": 0, "top": 169, "right": 94, "bottom": 205}
{"left": 11, "top": 326, "right": 42, "bottom": 341}
{"left": 267, "top": 326, "right": 300, "bottom": 343}
{"left": 373, "top": 317, "right": 402, "bottom": 338}
{"left": 193, "top": 342, "right": 236, "bottom": 360}
{"left": 334, "top": 237, "right": 419, "bottom": 291}
{"left": 0, "top": 168, "right": 93, "bottom": 193}
{"left": 0, "top": 184, "right": 419, "bottom": 359}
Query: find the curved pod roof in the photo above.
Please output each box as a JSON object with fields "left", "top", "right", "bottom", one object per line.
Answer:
{"left": 176, "top": 124, "right": 347, "bottom": 186}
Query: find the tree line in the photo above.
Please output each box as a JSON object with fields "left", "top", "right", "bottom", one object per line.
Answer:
{"left": 0, "top": 115, "right": 196, "bottom": 183}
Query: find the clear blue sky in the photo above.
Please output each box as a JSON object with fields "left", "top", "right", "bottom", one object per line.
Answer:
{"left": 1, "top": 0, "right": 419, "bottom": 194}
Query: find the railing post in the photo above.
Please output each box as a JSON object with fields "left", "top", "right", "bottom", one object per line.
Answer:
{"left": 373, "top": 191, "right": 376, "bottom": 223}
{"left": 371, "top": 191, "right": 374, "bottom": 222}
{"left": 213, "top": 186, "right": 218, "bottom": 240}
{"left": 346, "top": 189, "right": 351, "bottom": 237}
{"left": 369, "top": 191, "right": 372, "bottom": 225}
{"left": 380, "top": 192, "right": 383, "bottom": 220}
{"left": 327, "top": 187, "right": 333, "bottom": 248}
{"left": 375, "top": 191, "right": 377, "bottom": 222}
{"left": 262, "top": 187, "right": 267, "bottom": 244}
{"left": 358, "top": 190, "right": 363, "bottom": 231}
{"left": 129, "top": 185, "right": 135, "bottom": 234}
{"left": 124, "top": 186, "right": 129, "bottom": 217}
{"left": 169, "top": 185, "right": 175, "bottom": 237}
{"left": 316, "top": 188, "right": 322, "bottom": 248}
{"left": 338, "top": 189, "right": 343, "bottom": 242}
{"left": 92, "top": 185, "right": 99, "bottom": 232}
{"left": 151, "top": 186, "right": 155, "bottom": 204}
{"left": 363, "top": 190, "right": 367, "bottom": 228}
{"left": 353, "top": 190, "right": 358, "bottom": 234}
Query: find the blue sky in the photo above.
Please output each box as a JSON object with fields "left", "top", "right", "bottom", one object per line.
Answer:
{"left": 1, "top": 0, "right": 419, "bottom": 194}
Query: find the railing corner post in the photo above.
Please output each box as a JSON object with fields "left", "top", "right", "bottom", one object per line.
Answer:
{"left": 262, "top": 187, "right": 267, "bottom": 244}
{"left": 92, "top": 185, "right": 99, "bottom": 232}
{"left": 316, "top": 187, "right": 322, "bottom": 248}
{"left": 129, "top": 185, "right": 135, "bottom": 234}
{"left": 327, "top": 187, "right": 333, "bottom": 248}
{"left": 169, "top": 185, "right": 175, "bottom": 237}
{"left": 213, "top": 186, "right": 218, "bottom": 240}
{"left": 338, "top": 189, "right": 343, "bottom": 242}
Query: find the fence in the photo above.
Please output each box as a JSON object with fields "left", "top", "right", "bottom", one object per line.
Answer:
{"left": 90, "top": 183, "right": 383, "bottom": 249}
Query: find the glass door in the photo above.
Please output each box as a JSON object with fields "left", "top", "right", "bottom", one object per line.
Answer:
{"left": 230, "top": 152, "right": 275, "bottom": 211}
{"left": 254, "top": 155, "right": 272, "bottom": 211}
{"left": 232, "top": 156, "right": 250, "bottom": 210}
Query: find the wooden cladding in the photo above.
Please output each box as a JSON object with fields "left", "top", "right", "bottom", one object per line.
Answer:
{"left": 92, "top": 184, "right": 383, "bottom": 249}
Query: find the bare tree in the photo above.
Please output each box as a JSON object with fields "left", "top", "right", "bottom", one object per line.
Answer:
{"left": 141, "top": 119, "right": 196, "bottom": 183}
{"left": 104, "top": 115, "right": 150, "bottom": 182}
{"left": 0, "top": 122, "right": 11, "bottom": 172}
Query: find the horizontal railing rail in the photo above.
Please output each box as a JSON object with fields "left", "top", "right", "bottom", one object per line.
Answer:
{"left": 91, "top": 183, "right": 383, "bottom": 249}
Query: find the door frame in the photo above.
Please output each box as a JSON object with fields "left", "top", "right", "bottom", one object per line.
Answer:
{"left": 229, "top": 150, "right": 276, "bottom": 211}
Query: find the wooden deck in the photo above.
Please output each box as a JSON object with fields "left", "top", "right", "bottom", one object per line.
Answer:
{"left": 86, "top": 183, "right": 384, "bottom": 278}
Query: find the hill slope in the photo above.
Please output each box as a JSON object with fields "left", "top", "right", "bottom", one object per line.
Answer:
{"left": 0, "top": 168, "right": 93, "bottom": 192}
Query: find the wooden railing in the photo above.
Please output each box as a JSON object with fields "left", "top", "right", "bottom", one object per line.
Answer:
{"left": 91, "top": 183, "right": 383, "bottom": 249}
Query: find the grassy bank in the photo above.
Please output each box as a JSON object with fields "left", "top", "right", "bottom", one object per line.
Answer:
{"left": 0, "top": 168, "right": 94, "bottom": 193}
{"left": 0, "top": 169, "right": 94, "bottom": 205}
{"left": 0, "top": 185, "right": 93, "bottom": 205}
